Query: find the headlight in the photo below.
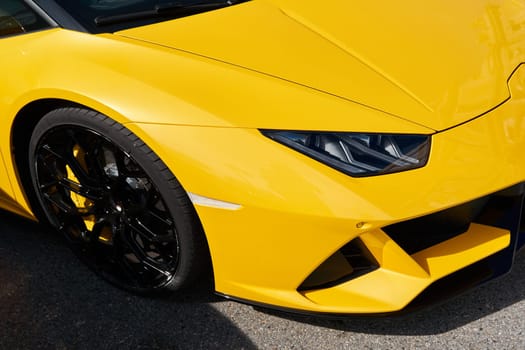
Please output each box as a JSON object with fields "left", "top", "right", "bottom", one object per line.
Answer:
{"left": 261, "top": 130, "right": 431, "bottom": 177}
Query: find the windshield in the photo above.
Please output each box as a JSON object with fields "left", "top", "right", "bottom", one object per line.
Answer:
{"left": 49, "top": 0, "right": 250, "bottom": 33}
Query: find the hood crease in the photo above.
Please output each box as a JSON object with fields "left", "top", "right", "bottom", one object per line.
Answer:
{"left": 279, "top": 7, "right": 435, "bottom": 113}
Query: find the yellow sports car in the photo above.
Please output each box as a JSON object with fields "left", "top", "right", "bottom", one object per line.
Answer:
{"left": 1, "top": 0, "right": 525, "bottom": 315}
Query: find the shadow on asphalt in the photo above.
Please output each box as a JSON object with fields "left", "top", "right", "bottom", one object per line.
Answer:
{"left": 0, "top": 210, "right": 255, "bottom": 349}
{"left": 256, "top": 245, "right": 525, "bottom": 335}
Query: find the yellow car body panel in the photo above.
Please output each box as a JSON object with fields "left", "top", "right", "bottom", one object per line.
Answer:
{"left": 0, "top": 0, "right": 524, "bottom": 314}
{"left": 119, "top": 0, "right": 525, "bottom": 130}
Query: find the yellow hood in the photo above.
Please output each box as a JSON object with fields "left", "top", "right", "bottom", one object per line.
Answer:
{"left": 117, "top": 0, "right": 525, "bottom": 131}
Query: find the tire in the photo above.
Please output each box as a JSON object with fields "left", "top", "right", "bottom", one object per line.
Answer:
{"left": 28, "top": 107, "right": 210, "bottom": 294}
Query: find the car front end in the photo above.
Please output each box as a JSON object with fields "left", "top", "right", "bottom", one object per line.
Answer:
{"left": 127, "top": 64, "right": 525, "bottom": 313}
{"left": 2, "top": 0, "right": 525, "bottom": 314}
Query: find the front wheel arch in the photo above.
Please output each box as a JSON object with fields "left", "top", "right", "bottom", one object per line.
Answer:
{"left": 18, "top": 105, "right": 213, "bottom": 293}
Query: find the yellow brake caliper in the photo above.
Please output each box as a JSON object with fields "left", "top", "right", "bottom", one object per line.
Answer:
{"left": 66, "top": 144, "right": 112, "bottom": 244}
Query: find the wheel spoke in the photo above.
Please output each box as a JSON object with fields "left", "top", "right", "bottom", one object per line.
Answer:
{"left": 42, "top": 192, "right": 78, "bottom": 215}
{"left": 119, "top": 224, "right": 173, "bottom": 277}
{"left": 127, "top": 218, "right": 157, "bottom": 241}
{"left": 41, "top": 143, "right": 99, "bottom": 187}
{"left": 139, "top": 191, "right": 175, "bottom": 230}
{"left": 141, "top": 258, "right": 173, "bottom": 278}
{"left": 56, "top": 178, "right": 104, "bottom": 201}
{"left": 148, "top": 209, "right": 173, "bottom": 227}
{"left": 36, "top": 152, "right": 63, "bottom": 179}
{"left": 127, "top": 218, "right": 176, "bottom": 243}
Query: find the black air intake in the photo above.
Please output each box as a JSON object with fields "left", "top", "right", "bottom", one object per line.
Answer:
{"left": 298, "top": 238, "right": 378, "bottom": 291}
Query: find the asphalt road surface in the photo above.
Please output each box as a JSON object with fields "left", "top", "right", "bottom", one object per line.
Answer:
{"left": 0, "top": 209, "right": 524, "bottom": 349}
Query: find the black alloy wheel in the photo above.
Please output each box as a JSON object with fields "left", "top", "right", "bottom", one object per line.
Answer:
{"left": 28, "top": 107, "right": 209, "bottom": 294}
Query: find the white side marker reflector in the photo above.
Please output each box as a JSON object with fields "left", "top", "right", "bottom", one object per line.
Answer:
{"left": 187, "top": 192, "right": 242, "bottom": 210}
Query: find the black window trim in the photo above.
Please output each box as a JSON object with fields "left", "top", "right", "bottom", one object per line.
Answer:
{"left": 23, "top": 0, "right": 58, "bottom": 27}
{"left": 28, "top": 0, "right": 88, "bottom": 32}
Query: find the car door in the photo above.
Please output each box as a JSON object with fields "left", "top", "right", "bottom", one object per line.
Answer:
{"left": 0, "top": 0, "right": 53, "bottom": 211}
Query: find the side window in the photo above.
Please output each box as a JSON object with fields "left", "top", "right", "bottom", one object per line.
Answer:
{"left": 0, "top": 0, "right": 50, "bottom": 38}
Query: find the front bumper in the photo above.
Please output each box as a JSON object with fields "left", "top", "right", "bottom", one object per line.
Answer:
{"left": 127, "top": 65, "right": 525, "bottom": 314}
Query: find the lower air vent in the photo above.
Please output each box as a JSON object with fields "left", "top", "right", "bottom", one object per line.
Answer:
{"left": 383, "top": 196, "right": 489, "bottom": 255}
{"left": 298, "top": 238, "right": 378, "bottom": 291}
{"left": 384, "top": 183, "right": 525, "bottom": 255}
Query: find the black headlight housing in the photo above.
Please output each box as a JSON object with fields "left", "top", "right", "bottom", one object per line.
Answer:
{"left": 261, "top": 130, "right": 431, "bottom": 177}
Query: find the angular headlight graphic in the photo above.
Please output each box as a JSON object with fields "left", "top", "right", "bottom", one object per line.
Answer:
{"left": 261, "top": 130, "right": 431, "bottom": 177}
